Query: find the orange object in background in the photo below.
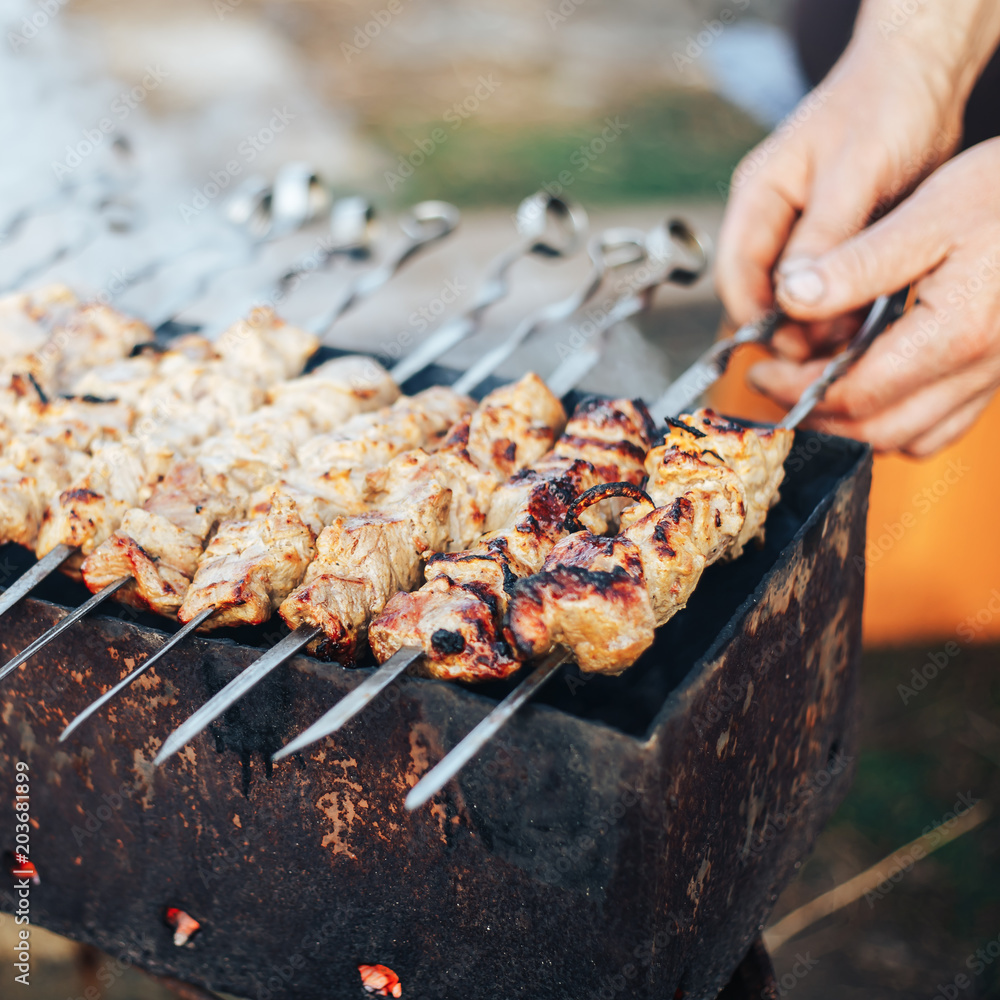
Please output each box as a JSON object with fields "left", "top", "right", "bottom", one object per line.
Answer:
{"left": 711, "top": 345, "right": 1000, "bottom": 647}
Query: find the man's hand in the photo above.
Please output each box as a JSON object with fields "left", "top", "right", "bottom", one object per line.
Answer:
{"left": 716, "top": 43, "right": 962, "bottom": 338}
{"left": 716, "top": 0, "right": 1000, "bottom": 358}
{"left": 749, "top": 138, "right": 1000, "bottom": 456}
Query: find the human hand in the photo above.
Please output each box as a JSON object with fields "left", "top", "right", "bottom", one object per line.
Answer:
{"left": 749, "top": 138, "right": 1000, "bottom": 457}
{"left": 715, "top": 36, "right": 967, "bottom": 353}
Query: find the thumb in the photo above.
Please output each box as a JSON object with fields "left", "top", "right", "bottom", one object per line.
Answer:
{"left": 773, "top": 183, "right": 951, "bottom": 320}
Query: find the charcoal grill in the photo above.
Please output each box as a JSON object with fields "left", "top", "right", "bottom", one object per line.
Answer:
{"left": 0, "top": 355, "right": 870, "bottom": 1000}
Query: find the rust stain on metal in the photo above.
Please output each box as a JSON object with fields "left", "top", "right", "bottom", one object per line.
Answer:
{"left": 0, "top": 430, "right": 872, "bottom": 1000}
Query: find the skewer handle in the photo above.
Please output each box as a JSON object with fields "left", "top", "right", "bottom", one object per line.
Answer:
{"left": 389, "top": 193, "right": 588, "bottom": 385}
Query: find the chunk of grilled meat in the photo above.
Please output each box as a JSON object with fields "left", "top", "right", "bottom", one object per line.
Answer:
{"left": 276, "top": 376, "right": 571, "bottom": 663}
{"left": 659, "top": 410, "right": 793, "bottom": 559}
{"left": 278, "top": 481, "right": 453, "bottom": 661}
{"left": 369, "top": 397, "right": 656, "bottom": 682}
{"left": 81, "top": 462, "right": 247, "bottom": 615}
{"left": 465, "top": 372, "right": 566, "bottom": 478}
{"left": 80, "top": 377, "right": 460, "bottom": 619}
{"left": 35, "top": 442, "right": 149, "bottom": 563}
{"left": 505, "top": 413, "right": 795, "bottom": 675}
{"left": 80, "top": 509, "right": 204, "bottom": 614}
{"left": 178, "top": 494, "right": 317, "bottom": 630}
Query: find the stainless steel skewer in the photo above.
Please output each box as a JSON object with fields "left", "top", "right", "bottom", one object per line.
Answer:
{"left": 249, "top": 224, "right": 709, "bottom": 766}
{"left": 5, "top": 196, "right": 569, "bottom": 687}
{"left": 388, "top": 192, "right": 589, "bottom": 385}
{"left": 144, "top": 167, "right": 341, "bottom": 333}
{"left": 136, "top": 228, "right": 652, "bottom": 760}
{"left": 403, "top": 288, "right": 913, "bottom": 809}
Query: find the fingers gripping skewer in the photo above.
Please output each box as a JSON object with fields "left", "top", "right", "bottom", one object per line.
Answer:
{"left": 405, "top": 289, "right": 913, "bottom": 810}
{"left": 388, "top": 192, "right": 589, "bottom": 385}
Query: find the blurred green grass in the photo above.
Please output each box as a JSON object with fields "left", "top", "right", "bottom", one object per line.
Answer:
{"left": 368, "top": 90, "right": 766, "bottom": 207}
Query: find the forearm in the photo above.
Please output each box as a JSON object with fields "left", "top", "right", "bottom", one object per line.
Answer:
{"left": 850, "top": 0, "right": 1000, "bottom": 104}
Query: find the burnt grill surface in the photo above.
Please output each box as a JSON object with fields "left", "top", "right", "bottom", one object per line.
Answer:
{"left": 0, "top": 353, "right": 870, "bottom": 1000}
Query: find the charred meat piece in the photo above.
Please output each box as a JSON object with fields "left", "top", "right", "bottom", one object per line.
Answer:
{"left": 505, "top": 413, "right": 794, "bottom": 675}
{"left": 465, "top": 372, "right": 566, "bottom": 478}
{"left": 81, "top": 509, "right": 203, "bottom": 615}
{"left": 659, "top": 410, "right": 793, "bottom": 558}
{"left": 279, "top": 481, "right": 452, "bottom": 661}
{"left": 178, "top": 494, "right": 316, "bottom": 630}
{"left": 369, "top": 397, "right": 656, "bottom": 682}
{"left": 277, "top": 374, "right": 566, "bottom": 661}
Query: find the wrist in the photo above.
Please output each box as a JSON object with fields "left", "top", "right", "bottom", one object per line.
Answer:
{"left": 849, "top": 1, "right": 1000, "bottom": 107}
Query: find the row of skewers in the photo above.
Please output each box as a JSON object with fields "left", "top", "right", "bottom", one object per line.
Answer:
{"left": 0, "top": 188, "right": 911, "bottom": 807}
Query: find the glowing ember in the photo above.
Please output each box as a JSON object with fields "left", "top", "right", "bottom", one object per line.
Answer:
{"left": 11, "top": 853, "right": 39, "bottom": 885}
{"left": 165, "top": 907, "right": 201, "bottom": 947}
{"left": 359, "top": 963, "right": 402, "bottom": 997}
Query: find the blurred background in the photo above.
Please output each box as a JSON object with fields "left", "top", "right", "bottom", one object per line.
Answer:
{"left": 1, "top": 0, "right": 998, "bottom": 998}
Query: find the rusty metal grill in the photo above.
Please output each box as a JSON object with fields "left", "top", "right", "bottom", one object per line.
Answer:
{"left": 0, "top": 353, "right": 870, "bottom": 999}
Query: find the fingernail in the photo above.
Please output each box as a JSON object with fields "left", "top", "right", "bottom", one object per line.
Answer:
{"left": 779, "top": 264, "right": 826, "bottom": 305}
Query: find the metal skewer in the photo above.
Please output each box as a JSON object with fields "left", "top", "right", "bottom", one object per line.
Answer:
{"left": 0, "top": 207, "right": 463, "bottom": 678}
{"left": 138, "top": 226, "right": 653, "bottom": 760}
{"left": 145, "top": 164, "right": 338, "bottom": 333}
{"left": 388, "top": 191, "right": 589, "bottom": 385}
{"left": 0, "top": 577, "right": 132, "bottom": 682}
{"left": 404, "top": 288, "right": 913, "bottom": 809}
{"left": 304, "top": 200, "right": 460, "bottom": 337}
{"left": 647, "top": 309, "right": 784, "bottom": 423}
{"left": 249, "top": 222, "right": 709, "bottom": 766}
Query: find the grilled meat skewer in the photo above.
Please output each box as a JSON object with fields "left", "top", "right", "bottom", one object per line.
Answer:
{"left": 149, "top": 375, "right": 568, "bottom": 764}
{"left": 505, "top": 411, "right": 794, "bottom": 676}
{"left": 368, "top": 396, "right": 657, "bottom": 683}
{"left": 173, "top": 386, "right": 474, "bottom": 631}
{"left": 276, "top": 373, "right": 567, "bottom": 662}
{"left": 78, "top": 356, "right": 402, "bottom": 617}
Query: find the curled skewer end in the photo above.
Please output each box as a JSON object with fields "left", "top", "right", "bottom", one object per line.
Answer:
{"left": 564, "top": 482, "right": 654, "bottom": 532}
